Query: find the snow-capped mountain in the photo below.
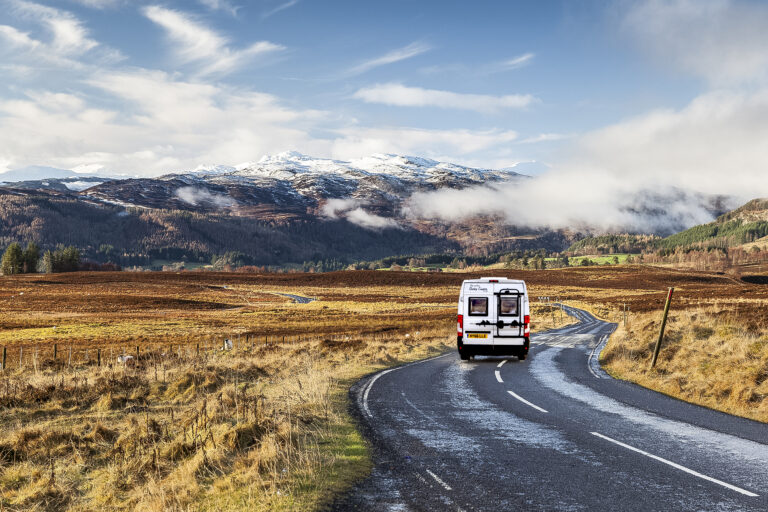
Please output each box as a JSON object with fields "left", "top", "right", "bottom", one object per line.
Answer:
{"left": 204, "top": 151, "right": 521, "bottom": 183}
{"left": 82, "top": 152, "right": 527, "bottom": 215}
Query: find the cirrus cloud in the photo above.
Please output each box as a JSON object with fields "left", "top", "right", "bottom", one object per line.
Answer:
{"left": 353, "top": 83, "right": 536, "bottom": 113}
{"left": 346, "top": 42, "right": 431, "bottom": 76}
{"left": 143, "top": 5, "right": 284, "bottom": 76}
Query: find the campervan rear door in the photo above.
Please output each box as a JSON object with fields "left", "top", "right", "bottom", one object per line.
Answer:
{"left": 464, "top": 282, "right": 494, "bottom": 345}
{"left": 494, "top": 283, "right": 523, "bottom": 340}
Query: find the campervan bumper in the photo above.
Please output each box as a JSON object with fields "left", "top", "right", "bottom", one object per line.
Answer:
{"left": 457, "top": 336, "right": 529, "bottom": 356}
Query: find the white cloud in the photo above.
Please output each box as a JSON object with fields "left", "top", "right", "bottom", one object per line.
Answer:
{"left": 518, "top": 133, "right": 568, "bottom": 144}
{"left": 407, "top": 88, "right": 768, "bottom": 233}
{"left": 322, "top": 198, "right": 399, "bottom": 230}
{"left": 0, "top": 5, "right": 536, "bottom": 180}
{"left": 347, "top": 42, "right": 431, "bottom": 76}
{"left": 400, "top": 1, "right": 768, "bottom": 233}
{"left": 0, "top": 69, "right": 331, "bottom": 175}
{"left": 353, "top": 83, "right": 535, "bottom": 113}
{"left": 624, "top": 0, "right": 768, "bottom": 85}
{"left": 0, "top": 61, "right": 535, "bottom": 177}
{"left": 143, "top": 5, "right": 284, "bottom": 76}
{"left": 175, "top": 186, "right": 236, "bottom": 208}
{"left": 67, "top": 0, "right": 120, "bottom": 8}
{"left": 331, "top": 127, "right": 519, "bottom": 162}
{"left": 11, "top": 0, "right": 98, "bottom": 55}
{"left": 0, "top": 24, "right": 41, "bottom": 50}
{"left": 0, "top": 2, "right": 123, "bottom": 72}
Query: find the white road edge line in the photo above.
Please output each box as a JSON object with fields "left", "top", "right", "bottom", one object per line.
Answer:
{"left": 495, "top": 370, "right": 503, "bottom": 383}
{"left": 497, "top": 359, "right": 507, "bottom": 368}
{"left": 425, "top": 469, "right": 453, "bottom": 491}
{"left": 587, "top": 335, "right": 605, "bottom": 379}
{"left": 507, "top": 390, "right": 548, "bottom": 413}
{"left": 361, "top": 353, "right": 451, "bottom": 418}
{"left": 590, "top": 432, "right": 759, "bottom": 497}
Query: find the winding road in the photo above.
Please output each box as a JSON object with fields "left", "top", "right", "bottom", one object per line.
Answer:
{"left": 334, "top": 305, "right": 768, "bottom": 511}
{"left": 278, "top": 293, "right": 315, "bottom": 304}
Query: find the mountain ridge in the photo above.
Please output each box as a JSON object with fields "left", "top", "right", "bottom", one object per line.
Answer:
{"left": 0, "top": 153, "right": 559, "bottom": 268}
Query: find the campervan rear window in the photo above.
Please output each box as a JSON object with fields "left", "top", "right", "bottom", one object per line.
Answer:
{"left": 468, "top": 297, "right": 488, "bottom": 316}
{"left": 499, "top": 296, "right": 519, "bottom": 316}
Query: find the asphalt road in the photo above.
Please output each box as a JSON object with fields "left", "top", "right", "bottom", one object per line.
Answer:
{"left": 333, "top": 305, "right": 768, "bottom": 511}
{"left": 278, "top": 293, "right": 315, "bottom": 304}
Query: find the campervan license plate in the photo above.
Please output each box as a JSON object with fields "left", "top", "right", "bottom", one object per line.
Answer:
{"left": 467, "top": 333, "right": 488, "bottom": 339}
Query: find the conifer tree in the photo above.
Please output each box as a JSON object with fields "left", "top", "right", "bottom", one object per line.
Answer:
{"left": 1, "top": 243, "right": 23, "bottom": 275}
{"left": 22, "top": 242, "right": 40, "bottom": 273}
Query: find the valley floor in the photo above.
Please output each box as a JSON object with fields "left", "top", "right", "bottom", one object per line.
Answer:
{"left": 0, "top": 266, "right": 766, "bottom": 509}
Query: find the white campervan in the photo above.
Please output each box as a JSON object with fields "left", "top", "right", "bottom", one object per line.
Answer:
{"left": 457, "top": 277, "right": 530, "bottom": 361}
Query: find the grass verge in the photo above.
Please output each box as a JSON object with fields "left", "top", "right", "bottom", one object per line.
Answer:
{"left": 601, "top": 307, "right": 768, "bottom": 422}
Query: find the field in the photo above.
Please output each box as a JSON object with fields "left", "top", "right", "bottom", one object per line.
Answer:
{"left": 0, "top": 266, "right": 767, "bottom": 510}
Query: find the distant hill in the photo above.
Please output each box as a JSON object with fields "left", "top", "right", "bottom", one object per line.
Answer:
{"left": 0, "top": 188, "right": 457, "bottom": 268}
{"left": 567, "top": 234, "right": 661, "bottom": 255}
{"left": 1, "top": 176, "right": 108, "bottom": 192}
{"left": 0, "top": 166, "right": 76, "bottom": 182}
{"left": 568, "top": 198, "right": 768, "bottom": 255}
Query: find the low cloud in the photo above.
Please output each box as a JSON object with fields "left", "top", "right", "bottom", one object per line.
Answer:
{"left": 175, "top": 186, "right": 236, "bottom": 208}
{"left": 407, "top": 87, "right": 768, "bottom": 234}
{"left": 322, "top": 198, "right": 399, "bottom": 230}
{"left": 353, "top": 83, "right": 535, "bottom": 113}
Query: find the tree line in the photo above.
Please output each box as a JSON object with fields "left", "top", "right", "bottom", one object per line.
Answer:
{"left": 1, "top": 243, "right": 82, "bottom": 275}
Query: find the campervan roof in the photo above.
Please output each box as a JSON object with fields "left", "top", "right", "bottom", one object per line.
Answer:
{"left": 466, "top": 277, "right": 525, "bottom": 283}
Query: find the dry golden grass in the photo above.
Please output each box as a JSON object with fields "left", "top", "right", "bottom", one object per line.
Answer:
{"left": 0, "top": 326, "right": 453, "bottom": 511}
{"left": 0, "top": 272, "right": 457, "bottom": 511}
{"left": 602, "top": 307, "right": 768, "bottom": 422}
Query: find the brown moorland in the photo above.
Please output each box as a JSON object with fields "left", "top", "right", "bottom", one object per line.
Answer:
{"left": 0, "top": 266, "right": 766, "bottom": 510}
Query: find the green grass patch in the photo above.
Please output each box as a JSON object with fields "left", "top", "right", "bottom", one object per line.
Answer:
{"left": 546, "top": 254, "right": 631, "bottom": 265}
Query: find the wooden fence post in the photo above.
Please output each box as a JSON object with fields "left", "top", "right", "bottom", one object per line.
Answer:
{"left": 650, "top": 288, "right": 675, "bottom": 369}
{"left": 97, "top": 348, "right": 101, "bottom": 367}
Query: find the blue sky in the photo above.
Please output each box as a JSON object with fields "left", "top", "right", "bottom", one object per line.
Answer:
{"left": 1, "top": 0, "right": 767, "bottom": 206}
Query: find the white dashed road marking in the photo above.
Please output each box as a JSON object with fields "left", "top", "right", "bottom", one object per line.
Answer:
{"left": 507, "top": 390, "right": 549, "bottom": 413}
{"left": 495, "top": 370, "right": 503, "bottom": 383}
{"left": 425, "top": 469, "right": 453, "bottom": 491}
